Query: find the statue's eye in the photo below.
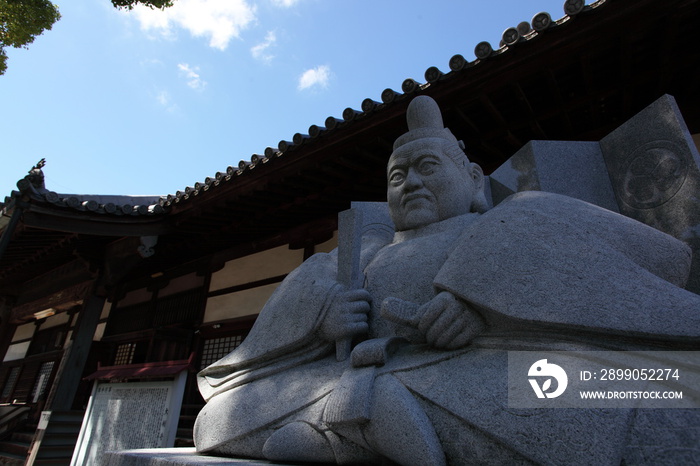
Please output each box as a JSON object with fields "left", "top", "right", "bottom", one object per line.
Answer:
{"left": 417, "top": 160, "right": 438, "bottom": 175}
{"left": 389, "top": 171, "right": 405, "bottom": 185}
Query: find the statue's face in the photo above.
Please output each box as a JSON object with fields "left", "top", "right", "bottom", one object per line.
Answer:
{"left": 387, "top": 138, "right": 474, "bottom": 231}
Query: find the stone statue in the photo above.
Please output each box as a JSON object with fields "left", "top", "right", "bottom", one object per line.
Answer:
{"left": 194, "top": 96, "right": 700, "bottom": 465}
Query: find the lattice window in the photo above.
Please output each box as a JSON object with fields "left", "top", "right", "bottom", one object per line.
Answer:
{"left": 114, "top": 343, "right": 137, "bottom": 366}
{"left": 1, "top": 367, "right": 20, "bottom": 400}
{"left": 153, "top": 289, "right": 203, "bottom": 327}
{"left": 30, "top": 361, "right": 54, "bottom": 402}
{"left": 104, "top": 301, "right": 153, "bottom": 337}
{"left": 27, "top": 326, "right": 66, "bottom": 356}
{"left": 200, "top": 335, "right": 244, "bottom": 370}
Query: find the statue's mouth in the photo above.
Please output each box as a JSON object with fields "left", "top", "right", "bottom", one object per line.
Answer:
{"left": 402, "top": 193, "right": 432, "bottom": 207}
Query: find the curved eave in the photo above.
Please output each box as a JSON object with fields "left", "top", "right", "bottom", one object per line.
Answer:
{"left": 20, "top": 205, "right": 171, "bottom": 237}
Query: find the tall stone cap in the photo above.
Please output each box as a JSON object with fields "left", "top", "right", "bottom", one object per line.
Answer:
{"left": 393, "top": 96, "right": 461, "bottom": 150}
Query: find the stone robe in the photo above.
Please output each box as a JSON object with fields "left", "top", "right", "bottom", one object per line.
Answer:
{"left": 195, "top": 191, "right": 700, "bottom": 463}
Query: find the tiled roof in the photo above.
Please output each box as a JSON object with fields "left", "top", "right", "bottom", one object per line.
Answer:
{"left": 2, "top": 160, "right": 165, "bottom": 218}
{"left": 15, "top": 191, "right": 165, "bottom": 215}
{"left": 161, "top": 0, "right": 603, "bottom": 207}
{"left": 4, "top": 190, "right": 165, "bottom": 216}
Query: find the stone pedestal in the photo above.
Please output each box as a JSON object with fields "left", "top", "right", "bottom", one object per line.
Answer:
{"left": 102, "top": 448, "right": 282, "bottom": 466}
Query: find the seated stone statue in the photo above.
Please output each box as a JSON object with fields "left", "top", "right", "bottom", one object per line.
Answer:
{"left": 194, "top": 96, "right": 700, "bottom": 465}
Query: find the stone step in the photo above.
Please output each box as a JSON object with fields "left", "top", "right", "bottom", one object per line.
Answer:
{"left": 35, "top": 444, "right": 74, "bottom": 460}
{"left": 38, "top": 433, "right": 79, "bottom": 447}
{"left": 9, "top": 431, "right": 33, "bottom": 444}
{"left": 0, "top": 440, "right": 29, "bottom": 457}
{"left": 0, "top": 450, "right": 25, "bottom": 465}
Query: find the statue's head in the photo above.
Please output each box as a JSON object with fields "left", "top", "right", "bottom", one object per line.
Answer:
{"left": 387, "top": 96, "right": 488, "bottom": 231}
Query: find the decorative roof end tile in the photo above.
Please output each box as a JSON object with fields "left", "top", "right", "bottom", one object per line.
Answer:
{"left": 325, "top": 116, "right": 343, "bottom": 131}
{"left": 264, "top": 147, "right": 280, "bottom": 159}
{"left": 448, "top": 54, "right": 469, "bottom": 72}
{"left": 251, "top": 153, "right": 267, "bottom": 165}
{"left": 292, "top": 133, "right": 309, "bottom": 145}
{"left": 66, "top": 197, "right": 81, "bottom": 209}
{"left": 401, "top": 78, "right": 420, "bottom": 94}
{"left": 308, "top": 125, "right": 326, "bottom": 138}
{"left": 361, "top": 99, "right": 381, "bottom": 113}
{"left": 517, "top": 21, "right": 532, "bottom": 36}
{"left": 381, "top": 88, "right": 402, "bottom": 104}
{"left": 84, "top": 200, "right": 99, "bottom": 212}
{"left": 564, "top": 0, "right": 586, "bottom": 16}
{"left": 45, "top": 191, "right": 60, "bottom": 203}
{"left": 424, "top": 66, "right": 444, "bottom": 84}
{"left": 474, "top": 41, "right": 494, "bottom": 60}
{"left": 502, "top": 27, "right": 521, "bottom": 46}
{"left": 278, "top": 140, "right": 293, "bottom": 153}
{"left": 342, "top": 107, "right": 362, "bottom": 122}
{"left": 532, "top": 12, "right": 553, "bottom": 31}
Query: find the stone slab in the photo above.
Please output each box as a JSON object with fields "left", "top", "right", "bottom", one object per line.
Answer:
{"left": 101, "top": 448, "right": 284, "bottom": 466}
{"left": 489, "top": 140, "right": 619, "bottom": 212}
{"left": 599, "top": 94, "right": 700, "bottom": 293}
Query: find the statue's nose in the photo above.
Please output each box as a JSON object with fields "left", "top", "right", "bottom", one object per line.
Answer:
{"left": 403, "top": 168, "right": 423, "bottom": 190}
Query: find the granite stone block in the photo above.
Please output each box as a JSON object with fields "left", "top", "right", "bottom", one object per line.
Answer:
{"left": 599, "top": 94, "right": 700, "bottom": 293}
{"left": 489, "top": 140, "right": 618, "bottom": 212}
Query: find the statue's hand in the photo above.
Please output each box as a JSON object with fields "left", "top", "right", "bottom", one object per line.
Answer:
{"left": 320, "top": 287, "right": 371, "bottom": 343}
{"left": 417, "top": 291, "right": 485, "bottom": 350}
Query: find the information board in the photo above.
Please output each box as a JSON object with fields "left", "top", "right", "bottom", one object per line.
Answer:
{"left": 70, "top": 374, "right": 186, "bottom": 466}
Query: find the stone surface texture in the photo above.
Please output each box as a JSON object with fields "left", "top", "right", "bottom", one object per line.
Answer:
{"left": 600, "top": 94, "right": 700, "bottom": 294}
{"left": 489, "top": 140, "right": 619, "bottom": 212}
{"left": 185, "top": 95, "right": 700, "bottom": 465}
{"left": 101, "top": 448, "right": 277, "bottom": 465}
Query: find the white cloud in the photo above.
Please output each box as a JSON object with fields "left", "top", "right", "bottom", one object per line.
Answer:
{"left": 156, "top": 90, "right": 170, "bottom": 106}
{"left": 129, "top": 0, "right": 257, "bottom": 50}
{"left": 178, "top": 63, "right": 207, "bottom": 90}
{"left": 270, "top": 0, "right": 302, "bottom": 7}
{"left": 140, "top": 58, "right": 165, "bottom": 67}
{"left": 155, "top": 90, "right": 178, "bottom": 112}
{"left": 251, "top": 31, "right": 276, "bottom": 63}
{"left": 298, "top": 65, "right": 331, "bottom": 91}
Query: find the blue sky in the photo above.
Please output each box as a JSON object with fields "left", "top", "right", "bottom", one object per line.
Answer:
{"left": 1, "top": 0, "right": 575, "bottom": 198}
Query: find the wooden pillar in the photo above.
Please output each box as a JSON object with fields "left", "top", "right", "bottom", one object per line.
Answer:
{"left": 44, "top": 289, "right": 105, "bottom": 412}
{"left": 0, "top": 297, "right": 16, "bottom": 363}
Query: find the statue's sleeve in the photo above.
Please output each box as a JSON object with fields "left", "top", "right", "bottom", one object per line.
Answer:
{"left": 198, "top": 252, "right": 341, "bottom": 400}
{"left": 434, "top": 191, "right": 700, "bottom": 341}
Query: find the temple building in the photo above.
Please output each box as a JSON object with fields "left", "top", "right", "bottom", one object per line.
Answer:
{"left": 0, "top": 0, "right": 698, "bottom": 463}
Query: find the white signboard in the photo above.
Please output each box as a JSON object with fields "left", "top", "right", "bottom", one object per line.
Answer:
{"left": 70, "top": 373, "right": 186, "bottom": 466}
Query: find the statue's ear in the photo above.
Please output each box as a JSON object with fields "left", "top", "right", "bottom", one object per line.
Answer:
{"left": 469, "top": 163, "right": 490, "bottom": 213}
{"left": 470, "top": 163, "right": 484, "bottom": 191}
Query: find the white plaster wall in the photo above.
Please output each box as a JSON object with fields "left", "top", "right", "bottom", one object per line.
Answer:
{"left": 100, "top": 300, "right": 112, "bottom": 320}
{"left": 209, "top": 245, "right": 303, "bottom": 292}
{"left": 41, "top": 312, "right": 71, "bottom": 329}
{"left": 315, "top": 231, "right": 338, "bottom": 254}
{"left": 12, "top": 323, "right": 35, "bottom": 342}
{"left": 93, "top": 323, "right": 106, "bottom": 342}
{"left": 203, "top": 283, "right": 279, "bottom": 323}
{"left": 119, "top": 288, "right": 152, "bottom": 307}
{"left": 160, "top": 272, "right": 205, "bottom": 297}
{"left": 3, "top": 342, "right": 30, "bottom": 362}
